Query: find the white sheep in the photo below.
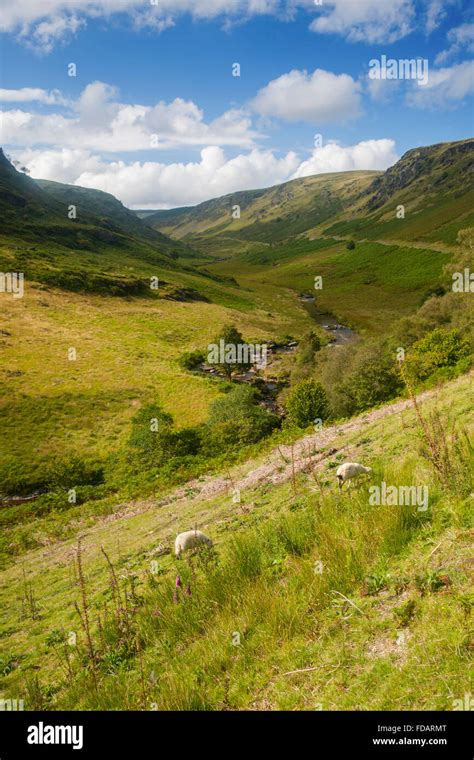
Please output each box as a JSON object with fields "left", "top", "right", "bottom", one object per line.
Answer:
{"left": 175, "top": 530, "right": 213, "bottom": 559}
{"left": 336, "top": 462, "right": 372, "bottom": 491}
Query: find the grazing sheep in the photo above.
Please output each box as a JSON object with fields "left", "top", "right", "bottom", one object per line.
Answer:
{"left": 175, "top": 530, "right": 213, "bottom": 559}
{"left": 336, "top": 462, "right": 372, "bottom": 491}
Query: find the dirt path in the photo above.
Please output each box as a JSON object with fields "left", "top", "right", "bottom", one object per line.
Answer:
{"left": 315, "top": 234, "right": 456, "bottom": 255}
{"left": 103, "top": 380, "right": 455, "bottom": 526}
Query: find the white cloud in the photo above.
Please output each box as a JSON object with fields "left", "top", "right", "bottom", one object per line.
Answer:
{"left": 1, "top": 1, "right": 285, "bottom": 51}
{"left": 252, "top": 68, "right": 362, "bottom": 124}
{"left": 0, "top": 81, "right": 258, "bottom": 151}
{"left": 423, "top": 0, "right": 459, "bottom": 35}
{"left": 13, "top": 145, "right": 299, "bottom": 208}
{"left": 435, "top": 23, "right": 474, "bottom": 64}
{"left": 407, "top": 61, "right": 474, "bottom": 107}
{"left": 310, "top": 0, "right": 415, "bottom": 43}
{"left": 14, "top": 147, "right": 105, "bottom": 184}
{"left": 0, "top": 87, "right": 69, "bottom": 105}
{"left": 291, "top": 139, "right": 398, "bottom": 179}
{"left": 12, "top": 137, "right": 399, "bottom": 209}
{"left": 20, "top": 14, "right": 85, "bottom": 53}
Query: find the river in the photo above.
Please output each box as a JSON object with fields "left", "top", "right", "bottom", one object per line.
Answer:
{"left": 298, "top": 295, "right": 358, "bottom": 346}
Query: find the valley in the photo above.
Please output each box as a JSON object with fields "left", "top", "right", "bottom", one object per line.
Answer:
{"left": 0, "top": 137, "right": 472, "bottom": 712}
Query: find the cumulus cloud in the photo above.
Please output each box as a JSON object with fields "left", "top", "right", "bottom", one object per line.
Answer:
{"left": 309, "top": 0, "right": 415, "bottom": 43}
{"left": 407, "top": 61, "right": 474, "bottom": 107}
{"left": 0, "top": 81, "right": 258, "bottom": 151}
{"left": 0, "top": 87, "right": 69, "bottom": 105}
{"left": 13, "top": 145, "right": 299, "bottom": 208}
{"left": 291, "top": 139, "right": 398, "bottom": 179}
{"left": 12, "top": 138, "right": 399, "bottom": 209}
{"left": 435, "top": 23, "right": 474, "bottom": 64}
{"left": 1, "top": 0, "right": 287, "bottom": 51}
{"left": 251, "top": 68, "right": 362, "bottom": 124}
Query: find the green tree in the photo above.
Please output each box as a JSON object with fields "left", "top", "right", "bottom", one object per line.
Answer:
{"left": 285, "top": 379, "right": 329, "bottom": 428}
{"left": 208, "top": 324, "right": 252, "bottom": 380}
{"left": 205, "top": 385, "right": 278, "bottom": 448}
{"left": 128, "top": 403, "right": 200, "bottom": 466}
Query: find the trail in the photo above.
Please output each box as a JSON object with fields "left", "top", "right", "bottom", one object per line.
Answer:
{"left": 102, "top": 380, "right": 456, "bottom": 526}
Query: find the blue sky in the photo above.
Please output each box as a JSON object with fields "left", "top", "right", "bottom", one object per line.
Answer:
{"left": 1, "top": 1, "right": 473, "bottom": 208}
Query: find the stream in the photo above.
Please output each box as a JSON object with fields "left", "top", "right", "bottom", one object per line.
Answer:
{"left": 298, "top": 295, "right": 358, "bottom": 346}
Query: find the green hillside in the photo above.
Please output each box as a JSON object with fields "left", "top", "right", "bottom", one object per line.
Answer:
{"left": 1, "top": 372, "right": 472, "bottom": 710}
{"left": 0, "top": 150, "right": 244, "bottom": 302}
{"left": 144, "top": 171, "right": 378, "bottom": 247}
{"left": 145, "top": 139, "right": 473, "bottom": 251}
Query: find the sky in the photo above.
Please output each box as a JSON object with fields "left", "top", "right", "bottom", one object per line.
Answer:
{"left": 0, "top": 0, "right": 473, "bottom": 209}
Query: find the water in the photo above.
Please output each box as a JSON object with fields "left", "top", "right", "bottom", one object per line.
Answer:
{"left": 299, "top": 298, "right": 358, "bottom": 346}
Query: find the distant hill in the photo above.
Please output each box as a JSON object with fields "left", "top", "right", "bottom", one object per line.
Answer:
{"left": 142, "top": 138, "right": 474, "bottom": 251}
{"left": 0, "top": 149, "right": 223, "bottom": 299}
{"left": 142, "top": 171, "right": 378, "bottom": 245}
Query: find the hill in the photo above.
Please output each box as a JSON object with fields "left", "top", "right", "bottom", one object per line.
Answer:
{"left": 0, "top": 149, "right": 236, "bottom": 300}
{"left": 144, "top": 138, "right": 473, "bottom": 251}
{"left": 144, "top": 171, "right": 378, "bottom": 247}
{"left": 0, "top": 372, "right": 472, "bottom": 709}
{"left": 139, "top": 139, "right": 473, "bottom": 333}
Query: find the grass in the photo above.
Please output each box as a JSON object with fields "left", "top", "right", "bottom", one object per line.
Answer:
{"left": 1, "top": 371, "right": 472, "bottom": 710}
{"left": 208, "top": 239, "right": 451, "bottom": 333}
{"left": 0, "top": 274, "right": 315, "bottom": 495}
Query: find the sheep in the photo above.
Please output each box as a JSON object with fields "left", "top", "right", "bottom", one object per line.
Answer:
{"left": 175, "top": 530, "right": 213, "bottom": 559}
{"left": 336, "top": 462, "right": 372, "bottom": 492}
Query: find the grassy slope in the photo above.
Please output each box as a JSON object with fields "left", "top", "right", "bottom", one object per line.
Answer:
{"left": 144, "top": 139, "right": 473, "bottom": 334}
{"left": 0, "top": 279, "right": 314, "bottom": 492}
{"left": 0, "top": 372, "right": 472, "bottom": 709}
{"left": 145, "top": 171, "right": 378, "bottom": 244}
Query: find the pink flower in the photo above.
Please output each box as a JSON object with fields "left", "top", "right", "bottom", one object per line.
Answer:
{"left": 175, "top": 575, "right": 182, "bottom": 588}
{"left": 185, "top": 584, "right": 192, "bottom": 597}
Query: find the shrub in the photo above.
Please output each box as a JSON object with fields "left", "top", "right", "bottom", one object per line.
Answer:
{"left": 178, "top": 350, "right": 205, "bottom": 371}
{"left": 405, "top": 327, "right": 470, "bottom": 381}
{"left": 205, "top": 385, "right": 279, "bottom": 448}
{"left": 346, "top": 240, "right": 356, "bottom": 250}
{"left": 285, "top": 379, "right": 329, "bottom": 428}
{"left": 127, "top": 403, "right": 201, "bottom": 467}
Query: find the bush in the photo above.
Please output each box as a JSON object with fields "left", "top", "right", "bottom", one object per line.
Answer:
{"left": 128, "top": 403, "right": 201, "bottom": 467}
{"left": 178, "top": 350, "right": 206, "bottom": 371}
{"left": 405, "top": 328, "right": 471, "bottom": 381}
{"left": 285, "top": 379, "right": 329, "bottom": 428}
{"left": 335, "top": 349, "right": 402, "bottom": 415}
{"left": 205, "top": 385, "right": 279, "bottom": 448}
{"left": 346, "top": 240, "right": 356, "bottom": 250}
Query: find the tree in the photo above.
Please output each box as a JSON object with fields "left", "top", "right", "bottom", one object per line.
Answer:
{"left": 205, "top": 385, "right": 278, "bottom": 447}
{"left": 128, "top": 403, "right": 200, "bottom": 466}
{"left": 285, "top": 379, "right": 329, "bottom": 428}
{"left": 208, "top": 324, "right": 252, "bottom": 380}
